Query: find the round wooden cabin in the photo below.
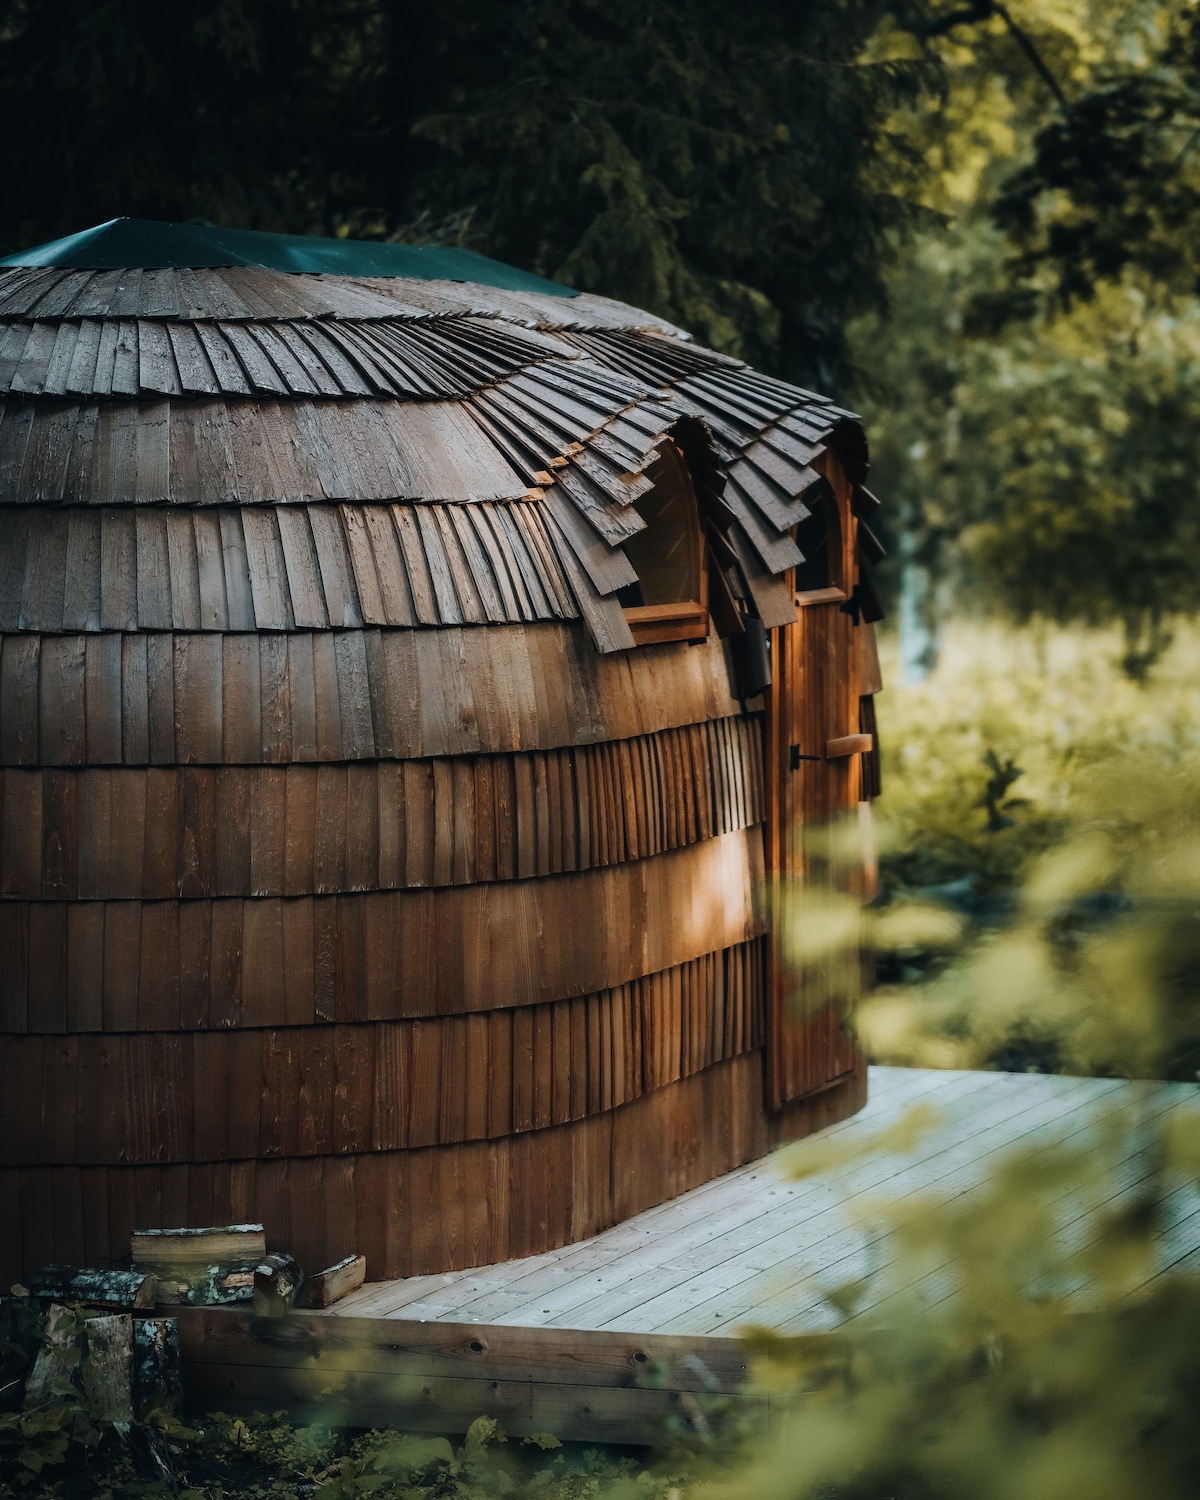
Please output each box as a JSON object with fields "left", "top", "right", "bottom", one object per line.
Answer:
{"left": 0, "top": 219, "right": 883, "bottom": 1286}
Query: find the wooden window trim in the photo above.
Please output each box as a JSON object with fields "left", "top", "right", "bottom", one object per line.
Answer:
{"left": 794, "top": 585, "right": 847, "bottom": 607}
{"left": 625, "top": 601, "right": 710, "bottom": 645}
{"left": 792, "top": 462, "right": 848, "bottom": 602}
{"left": 620, "top": 441, "right": 710, "bottom": 646}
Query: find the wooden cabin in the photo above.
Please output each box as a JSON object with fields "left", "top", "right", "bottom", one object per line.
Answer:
{"left": 0, "top": 219, "right": 884, "bottom": 1286}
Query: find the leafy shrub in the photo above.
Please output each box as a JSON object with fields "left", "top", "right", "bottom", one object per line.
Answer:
{"left": 0, "top": 1302, "right": 691, "bottom": 1500}
{"left": 740, "top": 620, "right": 1200, "bottom": 1499}
{"left": 861, "top": 619, "right": 1200, "bottom": 1077}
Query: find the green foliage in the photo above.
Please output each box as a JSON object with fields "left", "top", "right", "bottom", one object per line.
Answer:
{"left": 0, "top": 1294, "right": 44, "bottom": 1405}
{"left": 0, "top": 1328, "right": 687, "bottom": 1500}
{"left": 741, "top": 617, "right": 1200, "bottom": 1500}
{"left": 399, "top": 0, "right": 928, "bottom": 385}
{"left": 859, "top": 237, "right": 1200, "bottom": 641}
{"left": 782, "top": 618, "right": 1200, "bottom": 1070}
{"left": 874, "top": 618, "right": 1200, "bottom": 893}
{"left": 978, "top": 748, "right": 1025, "bottom": 831}
{"left": 956, "top": 287, "right": 1200, "bottom": 646}
{"left": 995, "top": 3, "right": 1200, "bottom": 307}
{"left": 0, "top": 0, "right": 930, "bottom": 389}
{"left": 1, "top": 1304, "right": 114, "bottom": 1491}
{"left": 851, "top": 2, "right": 1200, "bottom": 641}
{"left": 719, "top": 1123, "right": 1200, "bottom": 1500}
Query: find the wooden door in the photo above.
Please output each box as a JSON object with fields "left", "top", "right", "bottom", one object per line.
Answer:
{"left": 763, "top": 466, "right": 868, "bottom": 1111}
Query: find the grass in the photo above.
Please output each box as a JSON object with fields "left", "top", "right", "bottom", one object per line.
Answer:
{"left": 876, "top": 619, "right": 1200, "bottom": 897}
{"left": 857, "top": 618, "right": 1200, "bottom": 1079}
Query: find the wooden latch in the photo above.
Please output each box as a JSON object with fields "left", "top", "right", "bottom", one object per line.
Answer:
{"left": 825, "top": 733, "right": 873, "bottom": 759}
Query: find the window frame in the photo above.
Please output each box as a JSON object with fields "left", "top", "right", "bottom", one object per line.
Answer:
{"left": 621, "top": 441, "right": 711, "bottom": 646}
{"left": 793, "top": 466, "right": 848, "bottom": 608}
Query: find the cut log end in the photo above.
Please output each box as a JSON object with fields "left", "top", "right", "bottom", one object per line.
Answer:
{"left": 252, "top": 1254, "right": 304, "bottom": 1317}
{"left": 297, "top": 1253, "right": 366, "bottom": 1308}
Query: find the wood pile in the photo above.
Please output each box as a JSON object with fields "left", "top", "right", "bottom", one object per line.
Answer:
{"left": 19, "top": 1223, "right": 364, "bottom": 1318}
{"left": 12, "top": 1223, "right": 366, "bottom": 1426}
{"left": 19, "top": 1298, "right": 181, "bottom": 1426}
{"left": 124, "top": 1221, "right": 365, "bottom": 1312}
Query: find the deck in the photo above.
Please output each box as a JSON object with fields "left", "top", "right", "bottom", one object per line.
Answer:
{"left": 180, "top": 1065, "right": 1200, "bottom": 1442}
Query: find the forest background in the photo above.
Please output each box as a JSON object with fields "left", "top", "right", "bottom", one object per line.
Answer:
{"left": 4, "top": 0, "right": 1200, "bottom": 1061}
{"left": 4, "top": 6, "right": 1200, "bottom": 1497}
{"left": 4, "top": 0, "right": 1199, "bottom": 665}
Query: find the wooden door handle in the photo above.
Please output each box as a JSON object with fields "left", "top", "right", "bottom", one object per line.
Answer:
{"left": 825, "top": 733, "right": 873, "bottom": 759}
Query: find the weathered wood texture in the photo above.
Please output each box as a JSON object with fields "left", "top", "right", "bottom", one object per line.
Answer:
{"left": 0, "top": 831, "right": 764, "bottom": 1032}
{"left": 81, "top": 1313, "right": 137, "bottom": 1422}
{"left": 0, "top": 626, "right": 746, "bottom": 765}
{"left": 0, "top": 503, "right": 585, "bottom": 631}
{"left": 299, "top": 1253, "right": 367, "bottom": 1307}
{"left": 763, "top": 454, "right": 868, "bottom": 1110}
{"left": 0, "top": 293, "right": 854, "bottom": 649}
{"left": 0, "top": 1054, "right": 864, "bottom": 1286}
{"left": 0, "top": 265, "right": 691, "bottom": 330}
{"left": 0, "top": 316, "right": 577, "bottom": 400}
{"left": 1, "top": 940, "right": 766, "bottom": 1159}
{"left": 0, "top": 257, "right": 875, "bottom": 1285}
{"left": 0, "top": 719, "right": 763, "bottom": 897}
{"left": 334, "top": 1066, "right": 1200, "bottom": 1337}
{"left": 131, "top": 1224, "right": 265, "bottom": 1263}
{"left": 29, "top": 1265, "right": 157, "bottom": 1308}
{"left": 175, "top": 1305, "right": 757, "bottom": 1445}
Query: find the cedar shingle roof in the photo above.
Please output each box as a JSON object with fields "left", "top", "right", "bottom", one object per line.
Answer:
{"left": 0, "top": 254, "right": 865, "bottom": 653}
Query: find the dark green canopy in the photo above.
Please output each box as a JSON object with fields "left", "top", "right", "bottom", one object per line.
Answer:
{"left": 0, "top": 217, "right": 578, "bottom": 297}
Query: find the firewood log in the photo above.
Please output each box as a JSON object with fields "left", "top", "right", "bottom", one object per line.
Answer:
{"left": 23, "top": 1303, "right": 75, "bottom": 1410}
{"left": 82, "top": 1314, "right": 134, "bottom": 1424}
{"left": 29, "top": 1266, "right": 157, "bottom": 1310}
{"left": 133, "top": 1317, "right": 183, "bottom": 1416}
{"left": 297, "top": 1253, "right": 366, "bottom": 1308}
{"left": 252, "top": 1253, "right": 304, "bottom": 1316}
{"left": 130, "top": 1225, "right": 266, "bottom": 1264}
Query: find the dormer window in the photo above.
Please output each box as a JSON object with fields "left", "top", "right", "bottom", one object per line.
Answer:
{"left": 793, "top": 476, "right": 846, "bottom": 605}
{"left": 618, "top": 441, "right": 709, "bottom": 644}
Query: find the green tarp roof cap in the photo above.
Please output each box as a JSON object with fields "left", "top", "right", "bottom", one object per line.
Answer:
{"left": 0, "top": 217, "right": 578, "bottom": 297}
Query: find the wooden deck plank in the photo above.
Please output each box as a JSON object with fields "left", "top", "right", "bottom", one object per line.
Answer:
{"left": 440, "top": 1072, "right": 1083, "bottom": 1330}
{"left": 176, "top": 1307, "right": 750, "bottom": 1444}
{"left": 173, "top": 1069, "right": 1200, "bottom": 1446}
{"left": 338, "top": 1067, "right": 949, "bottom": 1316}
{"left": 334, "top": 1068, "right": 976, "bottom": 1324}
{"left": 331, "top": 1068, "right": 1199, "bottom": 1339}
{"left": 827, "top": 1077, "right": 1195, "bottom": 1332}
{"left": 328, "top": 1076, "right": 934, "bottom": 1321}
{"left": 333, "top": 1072, "right": 980, "bottom": 1327}
{"left": 589, "top": 1074, "right": 1115, "bottom": 1335}
{"left": 909, "top": 1187, "right": 1200, "bottom": 1325}
{"left": 766, "top": 1082, "right": 1175, "bottom": 1335}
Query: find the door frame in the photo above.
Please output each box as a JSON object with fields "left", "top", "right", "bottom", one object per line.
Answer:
{"left": 761, "top": 451, "right": 868, "bottom": 1112}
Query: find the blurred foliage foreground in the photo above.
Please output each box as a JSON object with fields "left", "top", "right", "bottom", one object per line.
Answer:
{"left": 747, "top": 618, "right": 1200, "bottom": 1500}
{"left": 867, "top": 617, "right": 1200, "bottom": 1079}
{"left": 5, "top": 621, "right": 1200, "bottom": 1500}
{"left": 0, "top": 1327, "right": 669, "bottom": 1500}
